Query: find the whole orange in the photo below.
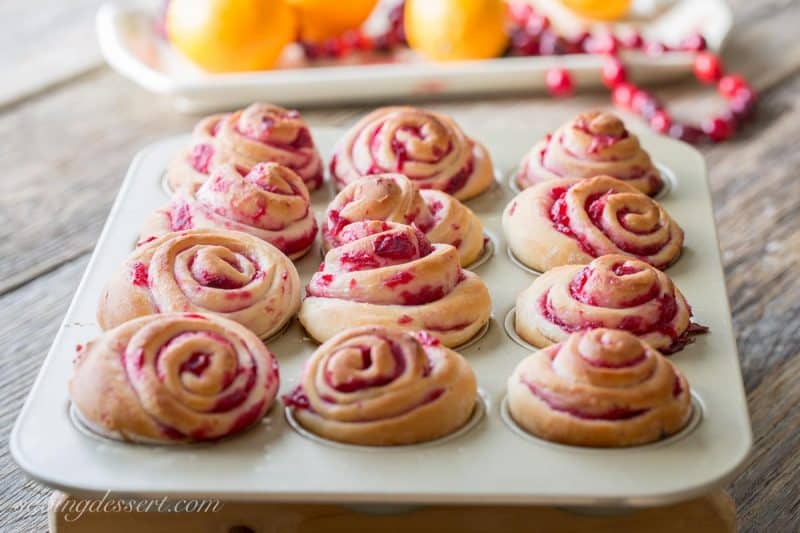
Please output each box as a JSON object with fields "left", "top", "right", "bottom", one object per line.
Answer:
{"left": 166, "top": 0, "right": 297, "bottom": 72}
{"left": 286, "top": 0, "right": 378, "bottom": 43}
{"left": 404, "top": 0, "right": 509, "bottom": 62}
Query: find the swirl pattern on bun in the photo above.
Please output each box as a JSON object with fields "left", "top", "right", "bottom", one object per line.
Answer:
{"left": 167, "top": 103, "right": 323, "bottom": 192}
{"left": 98, "top": 229, "right": 301, "bottom": 339}
{"left": 299, "top": 222, "right": 492, "bottom": 347}
{"left": 330, "top": 106, "right": 494, "bottom": 201}
{"left": 142, "top": 162, "right": 318, "bottom": 259}
{"left": 517, "top": 111, "right": 663, "bottom": 196}
{"left": 323, "top": 173, "right": 484, "bottom": 266}
{"left": 507, "top": 328, "right": 692, "bottom": 447}
{"left": 515, "top": 255, "right": 706, "bottom": 354}
{"left": 70, "top": 313, "right": 279, "bottom": 443}
{"left": 503, "top": 175, "right": 683, "bottom": 272}
{"left": 284, "top": 326, "right": 477, "bottom": 446}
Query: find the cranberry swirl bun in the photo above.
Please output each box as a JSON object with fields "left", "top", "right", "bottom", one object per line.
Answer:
{"left": 516, "top": 255, "right": 706, "bottom": 354}
{"left": 503, "top": 176, "right": 683, "bottom": 272}
{"left": 507, "top": 329, "right": 692, "bottom": 447}
{"left": 299, "top": 222, "right": 492, "bottom": 347}
{"left": 284, "top": 326, "right": 477, "bottom": 446}
{"left": 517, "top": 111, "right": 663, "bottom": 196}
{"left": 98, "top": 229, "right": 301, "bottom": 339}
{"left": 330, "top": 106, "right": 494, "bottom": 201}
{"left": 141, "top": 163, "right": 318, "bottom": 259}
{"left": 167, "top": 103, "right": 324, "bottom": 192}
{"left": 70, "top": 313, "right": 279, "bottom": 443}
{"left": 323, "top": 173, "right": 484, "bottom": 267}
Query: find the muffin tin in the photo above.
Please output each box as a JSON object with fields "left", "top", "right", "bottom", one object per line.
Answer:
{"left": 11, "top": 124, "right": 751, "bottom": 506}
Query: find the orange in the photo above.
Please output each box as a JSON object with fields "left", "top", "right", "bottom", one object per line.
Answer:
{"left": 404, "top": 0, "right": 509, "bottom": 62}
{"left": 166, "top": 0, "right": 297, "bottom": 72}
{"left": 286, "top": 0, "right": 378, "bottom": 43}
{"left": 561, "top": 0, "right": 631, "bottom": 21}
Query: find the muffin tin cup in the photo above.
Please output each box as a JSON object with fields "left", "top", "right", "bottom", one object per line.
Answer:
{"left": 284, "top": 392, "right": 488, "bottom": 453}
{"left": 11, "top": 126, "right": 751, "bottom": 508}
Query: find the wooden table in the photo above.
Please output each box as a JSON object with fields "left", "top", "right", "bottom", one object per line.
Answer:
{"left": 1, "top": 1, "right": 798, "bottom": 531}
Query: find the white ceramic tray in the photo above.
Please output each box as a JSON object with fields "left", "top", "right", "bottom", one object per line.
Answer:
{"left": 11, "top": 124, "right": 751, "bottom": 507}
{"left": 96, "top": 0, "right": 732, "bottom": 113}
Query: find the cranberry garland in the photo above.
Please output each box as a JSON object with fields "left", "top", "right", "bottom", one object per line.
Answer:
{"left": 506, "top": 2, "right": 756, "bottom": 144}
{"left": 294, "top": 1, "right": 756, "bottom": 144}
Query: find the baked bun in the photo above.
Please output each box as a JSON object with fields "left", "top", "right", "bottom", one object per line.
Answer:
{"left": 517, "top": 110, "right": 663, "bottom": 196}
{"left": 70, "top": 313, "right": 279, "bottom": 443}
{"left": 503, "top": 175, "right": 683, "bottom": 272}
{"left": 507, "top": 328, "right": 692, "bottom": 447}
{"left": 330, "top": 106, "right": 494, "bottom": 201}
{"left": 285, "top": 326, "right": 477, "bottom": 446}
{"left": 299, "top": 222, "right": 492, "bottom": 347}
{"left": 323, "top": 173, "right": 484, "bottom": 266}
{"left": 98, "top": 229, "right": 300, "bottom": 339}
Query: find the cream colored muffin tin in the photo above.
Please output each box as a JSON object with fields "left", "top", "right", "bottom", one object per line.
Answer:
{"left": 11, "top": 125, "right": 751, "bottom": 507}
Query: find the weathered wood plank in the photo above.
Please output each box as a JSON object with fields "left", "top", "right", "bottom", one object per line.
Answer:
{"left": 0, "top": 0, "right": 108, "bottom": 108}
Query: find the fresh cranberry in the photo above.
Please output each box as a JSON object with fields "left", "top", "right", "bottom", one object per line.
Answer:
{"left": 703, "top": 116, "right": 734, "bottom": 142}
{"left": 668, "top": 123, "right": 706, "bottom": 144}
{"left": 650, "top": 110, "right": 672, "bottom": 134}
{"left": 509, "top": 2, "right": 534, "bottom": 26}
{"left": 631, "top": 90, "right": 660, "bottom": 119}
{"left": 601, "top": 57, "right": 627, "bottom": 88}
{"left": 374, "top": 233, "right": 417, "bottom": 260}
{"left": 644, "top": 41, "right": 667, "bottom": 56}
{"left": 730, "top": 88, "right": 757, "bottom": 119}
{"left": 511, "top": 30, "right": 540, "bottom": 56}
{"left": 694, "top": 52, "right": 724, "bottom": 84}
{"left": 539, "top": 30, "right": 569, "bottom": 55}
{"left": 526, "top": 13, "right": 550, "bottom": 35}
{"left": 681, "top": 33, "right": 707, "bottom": 52}
{"left": 612, "top": 82, "right": 637, "bottom": 108}
{"left": 619, "top": 30, "right": 644, "bottom": 49}
{"left": 718, "top": 74, "right": 748, "bottom": 99}
{"left": 546, "top": 68, "right": 573, "bottom": 97}
{"left": 585, "top": 33, "right": 618, "bottom": 55}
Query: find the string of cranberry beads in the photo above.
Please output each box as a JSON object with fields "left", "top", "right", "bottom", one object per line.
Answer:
{"left": 297, "top": 1, "right": 756, "bottom": 144}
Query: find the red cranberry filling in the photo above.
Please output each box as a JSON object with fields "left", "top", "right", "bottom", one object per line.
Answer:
{"left": 325, "top": 341, "right": 406, "bottom": 393}
{"left": 187, "top": 143, "right": 214, "bottom": 174}
{"left": 384, "top": 270, "right": 414, "bottom": 288}
{"left": 339, "top": 250, "right": 381, "bottom": 271}
{"left": 525, "top": 380, "right": 648, "bottom": 421}
{"left": 168, "top": 202, "right": 194, "bottom": 231}
{"left": 220, "top": 398, "right": 266, "bottom": 438}
{"left": 374, "top": 233, "right": 418, "bottom": 260}
{"left": 129, "top": 262, "right": 149, "bottom": 287}
{"left": 180, "top": 352, "right": 211, "bottom": 376}
{"left": 415, "top": 331, "right": 441, "bottom": 347}
{"left": 443, "top": 159, "right": 473, "bottom": 195}
{"left": 283, "top": 385, "right": 311, "bottom": 409}
{"left": 400, "top": 285, "right": 445, "bottom": 305}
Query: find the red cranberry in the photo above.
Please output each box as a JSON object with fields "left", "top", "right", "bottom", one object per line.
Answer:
{"left": 718, "top": 74, "right": 748, "bottom": 99}
{"left": 356, "top": 32, "right": 374, "bottom": 51}
{"left": 730, "top": 88, "right": 757, "bottom": 119}
{"left": 694, "top": 52, "right": 724, "bottom": 84}
{"left": 668, "top": 123, "right": 705, "bottom": 144}
{"left": 681, "top": 33, "right": 707, "bottom": 52}
{"left": 539, "top": 30, "right": 569, "bottom": 55}
{"left": 703, "top": 116, "right": 734, "bottom": 142}
{"left": 511, "top": 30, "right": 540, "bottom": 56}
{"left": 619, "top": 30, "right": 644, "bottom": 49}
{"left": 585, "top": 33, "right": 618, "bottom": 55}
{"left": 601, "top": 57, "right": 627, "bottom": 88}
{"left": 508, "top": 2, "right": 534, "bottom": 26}
{"left": 631, "top": 90, "right": 660, "bottom": 119}
{"left": 644, "top": 41, "right": 667, "bottom": 56}
{"left": 612, "top": 82, "right": 637, "bottom": 108}
{"left": 526, "top": 13, "right": 550, "bottom": 35}
{"left": 546, "top": 68, "right": 573, "bottom": 97}
{"left": 650, "top": 110, "right": 672, "bottom": 134}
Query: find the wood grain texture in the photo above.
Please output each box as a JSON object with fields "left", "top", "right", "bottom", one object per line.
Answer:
{"left": 1, "top": 0, "right": 799, "bottom": 531}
